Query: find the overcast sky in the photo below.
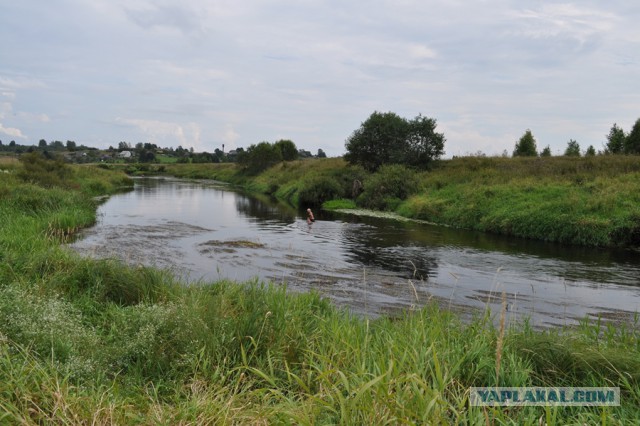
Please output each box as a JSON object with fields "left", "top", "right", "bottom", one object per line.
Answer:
{"left": 1, "top": 1, "right": 639, "bottom": 157}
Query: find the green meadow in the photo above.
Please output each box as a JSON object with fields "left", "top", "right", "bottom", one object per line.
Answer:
{"left": 1, "top": 154, "right": 639, "bottom": 424}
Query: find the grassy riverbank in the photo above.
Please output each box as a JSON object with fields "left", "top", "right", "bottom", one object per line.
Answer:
{"left": 157, "top": 155, "right": 640, "bottom": 247}
{"left": 0, "top": 155, "right": 639, "bottom": 423}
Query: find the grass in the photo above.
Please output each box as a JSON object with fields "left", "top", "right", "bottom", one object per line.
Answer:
{"left": 1, "top": 155, "right": 639, "bottom": 423}
{"left": 393, "top": 156, "right": 640, "bottom": 246}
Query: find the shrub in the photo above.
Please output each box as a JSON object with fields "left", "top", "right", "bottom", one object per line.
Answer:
{"left": 17, "top": 152, "right": 72, "bottom": 188}
{"left": 513, "top": 129, "right": 538, "bottom": 157}
{"left": 298, "top": 175, "right": 343, "bottom": 207}
{"left": 357, "top": 164, "right": 420, "bottom": 210}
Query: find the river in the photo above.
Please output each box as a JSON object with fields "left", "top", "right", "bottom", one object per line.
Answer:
{"left": 69, "top": 177, "right": 640, "bottom": 328}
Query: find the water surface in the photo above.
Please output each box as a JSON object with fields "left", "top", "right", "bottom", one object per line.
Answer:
{"left": 70, "top": 177, "right": 640, "bottom": 328}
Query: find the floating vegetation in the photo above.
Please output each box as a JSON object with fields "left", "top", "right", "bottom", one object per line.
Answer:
{"left": 199, "top": 239, "right": 266, "bottom": 254}
{"left": 333, "top": 208, "right": 442, "bottom": 226}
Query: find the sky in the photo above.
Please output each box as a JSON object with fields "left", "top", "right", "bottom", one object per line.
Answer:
{"left": 1, "top": 1, "right": 639, "bottom": 157}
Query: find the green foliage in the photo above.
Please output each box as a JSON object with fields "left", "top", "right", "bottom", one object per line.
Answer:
{"left": 297, "top": 175, "right": 342, "bottom": 207}
{"left": 17, "top": 151, "right": 72, "bottom": 188}
{"left": 235, "top": 139, "right": 301, "bottom": 174}
{"left": 564, "top": 139, "right": 581, "bottom": 157}
{"left": 625, "top": 118, "right": 640, "bottom": 154}
{"left": 406, "top": 114, "right": 446, "bottom": 168}
{"left": 585, "top": 145, "right": 596, "bottom": 156}
{"left": 400, "top": 156, "right": 640, "bottom": 246}
{"left": 513, "top": 129, "right": 538, "bottom": 157}
{"left": 606, "top": 123, "right": 626, "bottom": 154}
{"left": 273, "top": 139, "right": 298, "bottom": 161}
{"left": 322, "top": 199, "right": 357, "bottom": 210}
{"left": 344, "top": 111, "right": 445, "bottom": 171}
{"left": 540, "top": 145, "right": 552, "bottom": 157}
{"left": 240, "top": 142, "right": 283, "bottom": 174}
{"left": 357, "top": 164, "right": 420, "bottom": 210}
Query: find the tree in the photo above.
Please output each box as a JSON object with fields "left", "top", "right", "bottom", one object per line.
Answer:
{"left": 605, "top": 123, "right": 626, "bottom": 154}
{"left": 404, "top": 114, "right": 445, "bottom": 168}
{"left": 240, "top": 142, "right": 282, "bottom": 174}
{"left": 624, "top": 118, "right": 640, "bottom": 154}
{"left": 564, "top": 139, "right": 581, "bottom": 157}
{"left": 9, "top": 141, "right": 16, "bottom": 147}
{"left": 138, "top": 149, "right": 156, "bottom": 163}
{"left": 513, "top": 130, "right": 538, "bottom": 157}
{"left": 585, "top": 145, "right": 596, "bottom": 156}
{"left": 39, "top": 139, "right": 47, "bottom": 148}
{"left": 66, "top": 140, "right": 77, "bottom": 151}
{"left": 273, "top": 139, "right": 298, "bottom": 161}
{"left": 345, "top": 111, "right": 407, "bottom": 171}
{"left": 344, "top": 111, "right": 444, "bottom": 171}
{"left": 540, "top": 145, "right": 552, "bottom": 157}
{"left": 317, "top": 148, "right": 327, "bottom": 158}
{"left": 49, "top": 140, "right": 64, "bottom": 150}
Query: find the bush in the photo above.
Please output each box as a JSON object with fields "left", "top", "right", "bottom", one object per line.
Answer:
{"left": 17, "top": 152, "right": 72, "bottom": 188}
{"left": 357, "top": 164, "right": 420, "bottom": 210}
{"left": 298, "top": 175, "right": 343, "bottom": 207}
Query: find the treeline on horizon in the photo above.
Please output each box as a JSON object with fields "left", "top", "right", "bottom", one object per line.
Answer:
{"left": 1, "top": 113, "right": 639, "bottom": 166}
{"left": 0, "top": 137, "right": 327, "bottom": 166}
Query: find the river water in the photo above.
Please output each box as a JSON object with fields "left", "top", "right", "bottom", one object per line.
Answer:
{"left": 70, "top": 177, "right": 640, "bottom": 328}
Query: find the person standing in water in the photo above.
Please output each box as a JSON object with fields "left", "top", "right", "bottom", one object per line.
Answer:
{"left": 306, "top": 208, "right": 315, "bottom": 224}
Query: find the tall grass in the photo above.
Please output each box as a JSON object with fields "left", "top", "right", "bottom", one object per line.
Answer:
{"left": 398, "top": 156, "right": 640, "bottom": 246}
{"left": 2, "top": 156, "right": 639, "bottom": 423}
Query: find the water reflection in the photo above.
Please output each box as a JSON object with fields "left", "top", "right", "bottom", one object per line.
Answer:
{"left": 70, "top": 177, "right": 640, "bottom": 328}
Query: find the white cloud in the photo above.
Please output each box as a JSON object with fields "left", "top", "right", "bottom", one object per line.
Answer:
{"left": 0, "top": 123, "right": 26, "bottom": 139}
{"left": 221, "top": 125, "right": 239, "bottom": 149}
{"left": 115, "top": 118, "right": 202, "bottom": 149}
{"left": 508, "top": 3, "right": 617, "bottom": 46}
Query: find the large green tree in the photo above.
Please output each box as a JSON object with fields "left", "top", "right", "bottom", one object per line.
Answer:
{"left": 513, "top": 130, "right": 538, "bottom": 157}
{"left": 624, "top": 118, "right": 640, "bottom": 154}
{"left": 344, "top": 111, "right": 445, "bottom": 171}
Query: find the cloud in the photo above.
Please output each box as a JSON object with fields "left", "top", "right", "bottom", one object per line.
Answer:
{"left": 0, "top": 123, "right": 26, "bottom": 139}
{"left": 116, "top": 117, "right": 202, "bottom": 149}
{"left": 221, "top": 125, "right": 239, "bottom": 148}
{"left": 124, "top": 2, "right": 204, "bottom": 35}
{"left": 506, "top": 3, "right": 617, "bottom": 56}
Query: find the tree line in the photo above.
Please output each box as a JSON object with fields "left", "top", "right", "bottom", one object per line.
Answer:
{"left": 0, "top": 138, "right": 328, "bottom": 166}
{"left": 513, "top": 118, "right": 640, "bottom": 158}
{"left": 3, "top": 114, "right": 639, "bottom": 168}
